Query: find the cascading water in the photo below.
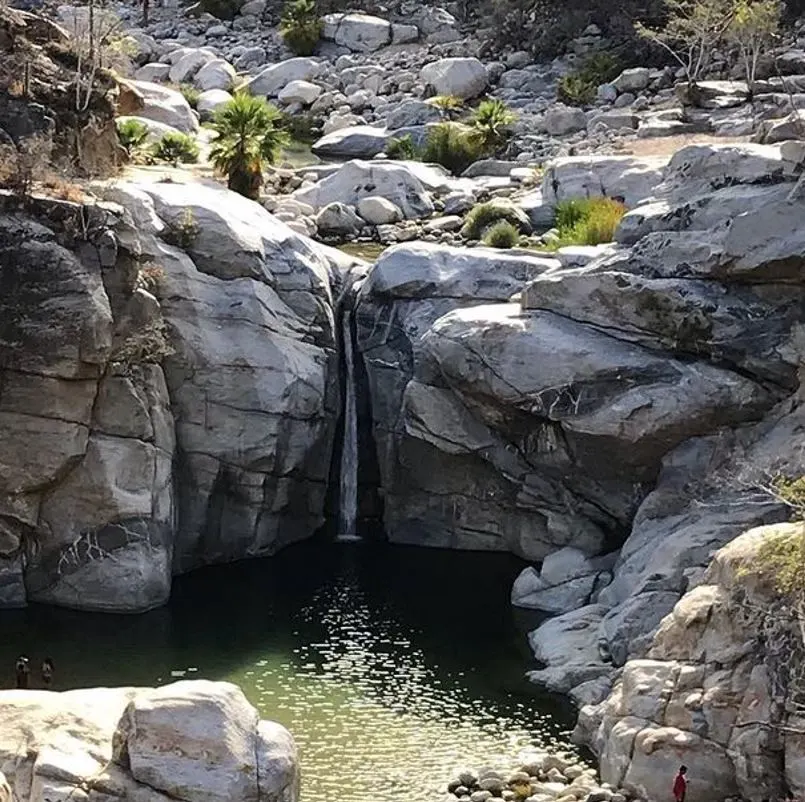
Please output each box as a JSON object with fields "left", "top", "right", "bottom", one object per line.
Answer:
{"left": 337, "top": 310, "right": 360, "bottom": 541}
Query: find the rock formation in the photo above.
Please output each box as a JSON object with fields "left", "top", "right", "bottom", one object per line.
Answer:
{"left": 0, "top": 178, "right": 348, "bottom": 611}
{"left": 0, "top": 679, "right": 298, "bottom": 802}
{"left": 350, "top": 142, "right": 805, "bottom": 711}
{"left": 576, "top": 523, "right": 805, "bottom": 802}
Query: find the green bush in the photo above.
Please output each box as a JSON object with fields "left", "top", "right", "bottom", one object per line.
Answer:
{"left": 483, "top": 220, "right": 520, "bottom": 248}
{"left": 385, "top": 134, "right": 419, "bottom": 160}
{"left": 151, "top": 132, "right": 200, "bottom": 165}
{"left": 280, "top": 0, "right": 323, "bottom": 56}
{"left": 462, "top": 200, "right": 529, "bottom": 240}
{"left": 178, "top": 84, "right": 201, "bottom": 109}
{"left": 552, "top": 196, "right": 626, "bottom": 246}
{"left": 116, "top": 118, "right": 148, "bottom": 153}
{"left": 280, "top": 110, "right": 321, "bottom": 144}
{"left": 421, "top": 122, "right": 484, "bottom": 176}
{"left": 557, "top": 52, "right": 622, "bottom": 106}
{"left": 429, "top": 94, "right": 465, "bottom": 118}
{"left": 209, "top": 93, "right": 290, "bottom": 199}
{"left": 472, "top": 98, "right": 516, "bottom": 153}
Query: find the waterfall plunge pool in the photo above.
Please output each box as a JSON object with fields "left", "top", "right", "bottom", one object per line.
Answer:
{"left": 0, "top": 538, "right": 583, "bottom": 802}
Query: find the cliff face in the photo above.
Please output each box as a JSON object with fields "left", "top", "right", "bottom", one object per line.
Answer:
{"left": 576, "top": 523, "right": 805, "bottom": 802}
{"left": 0, "top": 179, "right": 343, "bottom": 611}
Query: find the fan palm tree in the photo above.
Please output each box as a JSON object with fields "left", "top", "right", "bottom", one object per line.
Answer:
{"left": 209, "top": 93, "right": 290, "bottom": 200}
{"left": 471, "top": 99, "right": 516, "bottom": 154}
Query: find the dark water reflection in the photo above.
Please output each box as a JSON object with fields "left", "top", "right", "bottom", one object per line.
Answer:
{"left": 0, "top": 538, "right": 582, "bottom": 802}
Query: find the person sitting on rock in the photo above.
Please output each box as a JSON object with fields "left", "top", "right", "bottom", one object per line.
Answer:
{"left": 673, "top": 765, "right": 687, "bottom": 802}
{"left": 14, "top": 656, "right": 30, "bottom": 689}
{"left": 41, "top": 657, "right": 54, "bottom": 687}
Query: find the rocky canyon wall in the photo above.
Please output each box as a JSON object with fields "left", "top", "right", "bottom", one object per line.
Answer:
{"left": 352, "top": 142, "right": 805, "bottom": 712}
{"left": 0, "top": 180, "right": 347, "bottom": 611}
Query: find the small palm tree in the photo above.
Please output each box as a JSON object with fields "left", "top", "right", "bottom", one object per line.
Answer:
{"left": 209, "top": 93, "right": 290, "bottom": 200}
{"left": 472, "top": 99, "right": 516, "bottom": 155}
{"left": 280, "top": 0, "right": 323, "bottom": 56}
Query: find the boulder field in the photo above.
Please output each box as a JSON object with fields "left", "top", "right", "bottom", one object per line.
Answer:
{"left": 0, "top": 680, "right": 297, "bottom": 802}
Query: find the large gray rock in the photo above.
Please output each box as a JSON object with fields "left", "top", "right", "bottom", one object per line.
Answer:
{"left": 119, "top": 79, "right": 199, "bottom": 133}
{"left": 541, "top": 105, "right": 587, "bottom": 135}
{"left": 278, "top": 79, "right": 322, "bottom": 106}
{"left": 386, "top": 99, "right": 443, "bottom": 130}
{"left": 315, "top": 202, "right": 362, "bottom": 234}
{"left": 357, "top": 196, "right": 402, "bottom": 224}
{"left": 0, "top": 680, "right": 298, "bottom": 802}
{"left": 512, "top": 547, "right": 611, "bottom": 613}
{"left": 322, "top": 12, "right": 391, "bottom": 52}
{"left": 420, "top": 57, "right": 488, "bottom": 99}
{"left": 244, "top": 57, "right": 320, "bottom": 97}
{"left": 522, "top": 264, "right": 804, "bottom": 389}
{"left": 293, "top": 160, "right": 435, "bottom": 219}
{"left": 612, "top": 67, "right": 650, "bottom": 93}
{"left": 105, "top": 181, "right": 339, "bottom": 575}
{"left": 311, "top": 125, "right": 390, "bottom": 159}
{"left": 134, "top": 62, "right": 170, "bottom": 83}
{"left": 167, "top": 47, "right": 216, "bottom": 84}
{"left": 193, "top": 58, "right": 236, "bottom": 91}
{"left": 541, "top": 154, "right": 668, "bottom": 207}
{"left": 196, "top": 89, "right": 233, "bottom": 121}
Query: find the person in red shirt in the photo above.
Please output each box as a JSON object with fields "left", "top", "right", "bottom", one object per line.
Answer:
{"left": 673, "top": 766, "right": 688, "bottom": 802}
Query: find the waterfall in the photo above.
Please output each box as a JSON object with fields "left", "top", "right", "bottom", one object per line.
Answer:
{"left": 337, "top": 310, "right": 360, "bottom": 541}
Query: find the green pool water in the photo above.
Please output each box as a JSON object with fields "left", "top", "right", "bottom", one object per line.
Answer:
{"left": 0, "top": 538, "right": 582, "bottom": 802}
{"left": 337, "top": 241, "right": 390, "bottom": 261}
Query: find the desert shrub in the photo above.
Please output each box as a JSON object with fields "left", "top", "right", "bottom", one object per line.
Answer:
{"left": 138, "top": 263, "right": 166, "bottom": 293}
{"left": 553, "top": 197, "right": 627, "bottom": 246}
{"left": 421, "top": 122, "right": 484, "bottom": 176}
{"left": 280, "top": 0, "right": 323, "bottom": 56}
{"left": 385, "top": 134, "right": 419, "bottom": 160}
{"left": 178, "top": 83, "right": 201, "bottom": 109}
{"left": 558, "top": 52, "right": 622, "bottom": 106}
{"left": 429, "top": 94, "right": 465, "bottom": 118}
{"left": 280, "top": 111, "right": 321, "bottom": 143}
{"left": 472, "top": 98, "right": 516, "bottom": 153}
{"left": 151, "top": 132, "right": 200, "bottom": 165}
{"left": 483, "top": 220, "right": 520, "bottom": 248}
{"left": 110, "top": 322, "right": 174, "bottom": 370}
{"left": 462, "top": 200, "right": 529, "bottom": 240}
{"left": 0, "top": 134, "right": 50, "bottom": 197}
{"left": 163, "top": 208, "right": 200, "bottom": 250}
{"left": 209, "top": 92, "right": 290, "bottom": 199}
{"left": 116, "top": 118, "right": 148, "bottom": 154}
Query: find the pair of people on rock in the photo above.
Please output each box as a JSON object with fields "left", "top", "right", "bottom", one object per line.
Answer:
{"left": 14, "top": 656, "right": 53, "bottom": 689}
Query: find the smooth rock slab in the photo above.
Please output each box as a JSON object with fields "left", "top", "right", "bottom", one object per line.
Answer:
{"left": 193, "top": 58, "right": 236, "bottom": 91}
{"left": 294, "top": 159, "right": 434, "bottom": 219}
{"left": 322, "top": 12, "right": 391, "bottom": 52}
{"left": 118, "top": 79, "right": 199, "bottom": 133}
{"left": 0, "top": 681, "right": 298, "bottom": 802}
{"left": 311, "top": 125, "right": 390, "bottom": 159}
{"left": 421, "top": 57, "right": 489, "bottom": 99}
{"left": 245, "top": 57, "right": 321, "bottom": 97}
{"left": 278, "top": 79, "right": 322, "bottom": 106}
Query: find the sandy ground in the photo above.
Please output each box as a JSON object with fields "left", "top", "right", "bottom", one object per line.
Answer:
{"left": 615, "top": 133, "right": 753, "bottom": 157}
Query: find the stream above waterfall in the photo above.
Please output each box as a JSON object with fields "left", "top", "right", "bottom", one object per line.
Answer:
{"left": 0, "top": 538, "right": 582, "bottom": 802}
